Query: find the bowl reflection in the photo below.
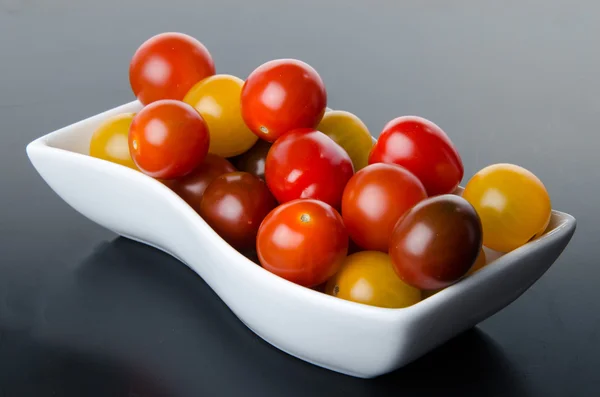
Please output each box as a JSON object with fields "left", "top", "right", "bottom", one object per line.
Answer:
{"left": 14, "top": 237, "right": 529, "bottom": 396}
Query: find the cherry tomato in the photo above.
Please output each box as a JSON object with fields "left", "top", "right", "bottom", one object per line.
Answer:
{"left": 368, "top": 116, "right": 464, "bottom": 196}
{"left": 462, "top": 163, "right": 552, "bottom": 252}
{"left": 256, "top": 199, "right": 348, "bottom": 287}
{"left": 312, "top": 282, "right": 328, "bottom": 293}
{"left": 241, "top": 249, "right": 260, "bottom": 265}
{"left": 390, "top": 194, "right": 483, "bottom": 290}
{"left": 129, "top": 32, "right": 215, "bottom": 105}
{"left": 317, "top": 110, "right": 374, "bottom": 171}
{"left": 183, "top": 74, "right": 258, "bottom": 157}
{"left": 421, "top": 248, "right": 486, "bottom": 299}
{"left": 241, "top": 59, "right": 327, "bottom": 142}
{"left": 347, "top": 238, "right": 363, "bottom": 255}
{"left": 129, "top": 100, "right": 210, "bottom": 179}
{"left": 341, "top": 163, "right": 427, "bottom": 252}
{"left": 89, "top": 113, "right": 138, "bottom": 170}
{"left": 200, "top": 172, "right": 276, "bottom": 250}
{"left": 326, "top": 251, "right": 421, "bottom": 308}
{"left": 265, "top": 128, "right": 354, "bottom": 208}
{"left": 234, "top": 139, "right": 271, "bottom": 180}
{"left": 167, "top": 154, "right": 236, "bottom": 213}
{"left": 466, "top": 248, "right": 487, "bottom": 276}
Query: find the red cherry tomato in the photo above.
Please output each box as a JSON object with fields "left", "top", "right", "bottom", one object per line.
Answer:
{"left": 369, "top": 116, "right": 463, "bottom": 196}
{"left": 341, "top": 163, "right": 427, "bottom": 252}
{"left": 129, "top": 100, "right": 210, "bottom": 179}
{"left": 390, "top": 194, "right": 483, "bottom": 290}
{"left": 129, "top": 32, "right": 215, "bottom": 105}
{"left": 256, "top": 199, "right": 348, "bottom": 287}
{"left": 265, "top": 128, "right": 354, "bottom": 208}
{"left": 200, "top": 172, "right": 276, "bottom": 250}
{"left": 240, "top": 59, "right": 327, "bottom": 142}
{"left": 167, "top": 154, "right": 236, "bottom": 213}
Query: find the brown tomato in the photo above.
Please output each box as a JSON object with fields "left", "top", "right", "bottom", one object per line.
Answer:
{"left": 200, "top": 172, "right": 277, "bottom": 250}
{"left": 389, "top": 194, "right": 483, "bottom": 290}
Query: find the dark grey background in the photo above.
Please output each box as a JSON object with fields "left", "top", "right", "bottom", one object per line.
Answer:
{"left": 1, "top": 0, "right": 598, "bottom": 396}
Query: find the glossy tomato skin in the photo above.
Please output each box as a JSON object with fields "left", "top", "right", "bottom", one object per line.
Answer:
{"left": 200, "top": 172, "right": 276, "bottom": 250}
{"left": 241, "top": 59, "right": 327, "bottom": 142}
{"left": 256, "top": 199, "right": 348, "bottom": 287}
{"left": 421, "top": 248, "right": 486, "bottom": 299}
{"left": 369, "top": 116, "right": 464, "bottom": 196}
{"left": 467, "top": 248, "right": 487, "bottom": 276}
{"left": 341, "top": 163, "right": 427, "bottom": 252}
{"left": 462, "top": 163, "right": 551, "bottom": 252}
{"left": 234, "top": 139, "right": 272, "bottom": 180}
{"left": 167, "top": 154, "right": 236, "bottom": 213}
{"left": 129, "top": 100, "right": 210, "bottom": 179}
{"left": 265, "top": 128, "right": 354, "bottom": 208}
{"left": 183, "top": 74, "right": 258, "bottom": 157}
{"left": 390, "top": 194, "right": 483, "bottom": 290}
{"left": 317, "top": 110, "right": 374, "bottom": 171}
{"left": 89, "top": 113, "right": 138, "bottom": 170}
{"left": 129, "top": 32, "right": 215, "bottom": 105}
{"left": 325, "top": 251, "right": 421, "bottom": 309}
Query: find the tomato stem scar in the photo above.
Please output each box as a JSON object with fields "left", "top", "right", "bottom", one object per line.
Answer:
{"left": 259, "top": 126, "right": 268, "bottom": 134}
{"left": 300, "top": 213, "right": 310, "bottom": 223}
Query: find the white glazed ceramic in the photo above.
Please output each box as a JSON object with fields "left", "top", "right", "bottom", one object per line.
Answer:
{"left": 26, "top": 100, "right": 576, "bottom": 378}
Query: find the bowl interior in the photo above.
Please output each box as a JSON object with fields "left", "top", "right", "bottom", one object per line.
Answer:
{"left": 28, "top": 100, "right": 575, "bottom": 311}
{"left": 39, "top": 101, "right": 144, "bottom": 155}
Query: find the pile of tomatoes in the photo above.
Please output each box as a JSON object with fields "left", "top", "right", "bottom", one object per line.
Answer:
{"left": 89, "top": 32, "right": 553, "bottom": 309}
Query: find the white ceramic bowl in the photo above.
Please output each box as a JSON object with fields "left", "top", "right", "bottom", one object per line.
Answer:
{"left": 26, "top": 100, "right": 576, "bottom": 378}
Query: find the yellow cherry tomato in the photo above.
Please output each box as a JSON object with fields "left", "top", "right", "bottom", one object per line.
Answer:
{"left": 463, "top": 163, "right": 551, "bottom": 253}
{"left": 89, "top": 113, "right": 137, "bottom": 170}
{"left": 317, "top": 110, "right": 373, "bottom": 171}
{"left": 325, "top": 251, "right": 421, "bottom": 309}
{"left": 184, "top": 74, "right": 258, "bottom": 157}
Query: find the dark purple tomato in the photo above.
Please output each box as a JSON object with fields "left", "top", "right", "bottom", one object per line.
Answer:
{"left": 167, "top": 154, "right": 237, "bottom": 213}
{"left": 200, "top": 172, "right": 277, "bottom": 250}
{"left": 234, "top": 139, "right": 272, "bottom": 180}
{"left": 389, "top": 194, "right": 483, "bottom": 290}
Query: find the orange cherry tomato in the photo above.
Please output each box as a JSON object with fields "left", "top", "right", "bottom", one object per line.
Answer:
{"left": 183, "top": 74, "right": 258, "bottom": 157}
{"left": 89, "top": 113, "right": 137, "bottom": 170}
{"left": 129, "top": 32, "right": 215, "bottom": 105}
{"left": 241, "top": 59, "right": 327, "bottom": 142}
{"left": 462, "top": 163, "right": 552, "bottom": 252}
{"left": 128, "top": 100, "right": 210, "bottom": 179}
{"left": 317, "top": 110, "right": 374, "bottom": 171}
{"left": 325, "top": 251, "right": 421, "bottom": 309}
{"left": 256, "top": 199, "right": 348, "bottom": 287}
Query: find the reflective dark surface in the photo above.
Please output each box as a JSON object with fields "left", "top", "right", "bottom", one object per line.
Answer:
{"left": 1, "top": 1, "right": 599, "bottom": 396}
